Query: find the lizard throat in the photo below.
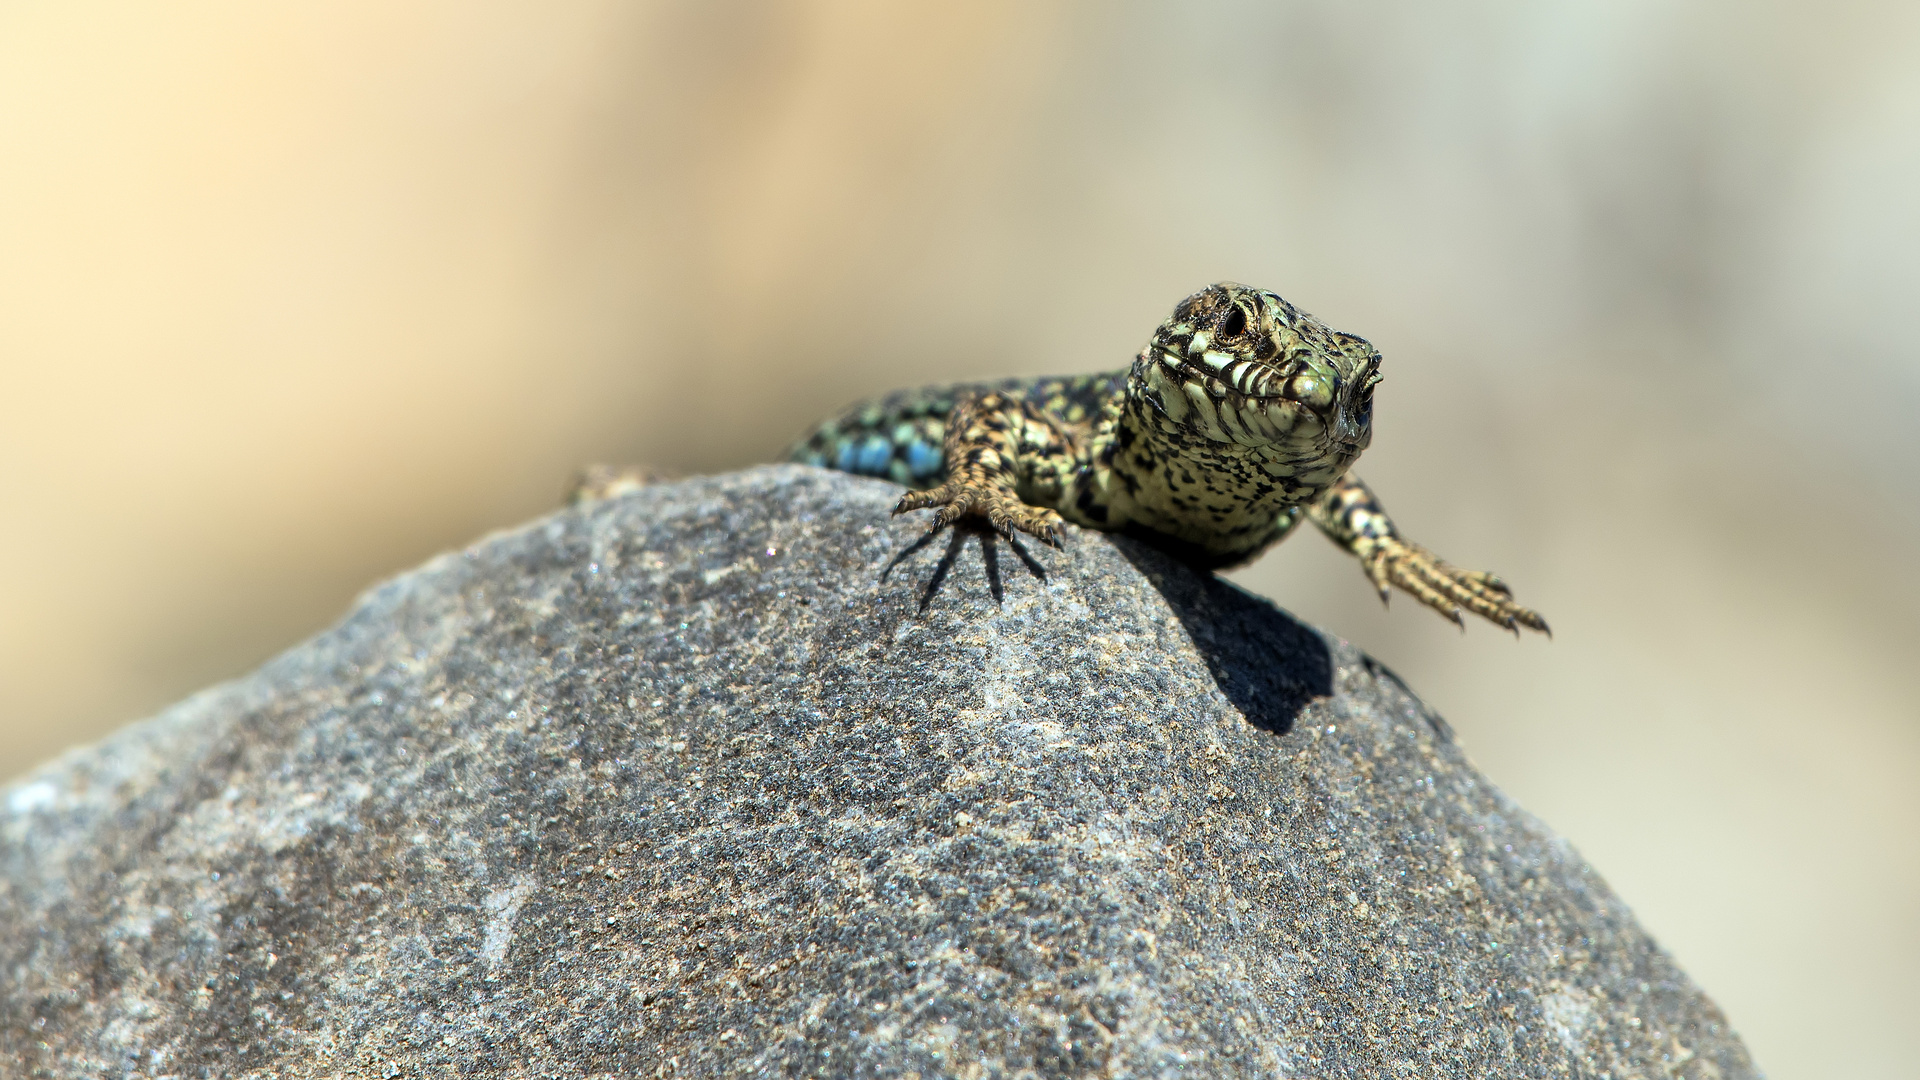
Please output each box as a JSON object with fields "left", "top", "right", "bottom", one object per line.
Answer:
{"left": 1090, "top": 373, "right": 1360, "bottom": 561}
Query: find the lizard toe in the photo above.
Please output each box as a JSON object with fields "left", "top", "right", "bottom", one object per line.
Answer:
{"left": 1373, "top": 538, "right": 1548, "bottom": 636}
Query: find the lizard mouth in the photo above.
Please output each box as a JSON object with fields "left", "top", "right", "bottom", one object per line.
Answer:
{"left": 1220, "top": 354, "right": 1377, "bottom": 454}
{"left": 1146, "top": 349, "right": 1357, "bottom": 451}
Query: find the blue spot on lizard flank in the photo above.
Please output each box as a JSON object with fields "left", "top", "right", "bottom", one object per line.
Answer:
{"left": 906, "top": 439, "right": 942, "bottom": 479}
{"left": 855, "top": 436, "right": 893, "bottom": 474}
{"left": 834, "top": 440, "right": 859, "bottom": 472}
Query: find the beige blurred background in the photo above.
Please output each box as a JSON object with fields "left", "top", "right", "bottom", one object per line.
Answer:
{"left": 2, "top": 1, "right": 1916, "bottom": 1074}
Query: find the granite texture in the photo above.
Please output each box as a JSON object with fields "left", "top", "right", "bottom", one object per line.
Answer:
{"left": 0, "top": 465, "right": 1757, "bottom": 1078}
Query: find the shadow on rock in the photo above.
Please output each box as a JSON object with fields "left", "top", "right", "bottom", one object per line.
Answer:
{"left": 881, "top": 522, "right": 1050, "bottom": 610}
{"left": 1109, "top": 536, "right": 1332, "bottom": 736}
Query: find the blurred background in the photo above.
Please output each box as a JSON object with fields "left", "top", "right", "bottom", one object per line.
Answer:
{"left": 2, "top": 1, "right": 1915, "bottom": 1074}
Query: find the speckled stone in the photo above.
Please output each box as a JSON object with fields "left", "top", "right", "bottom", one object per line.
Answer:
{"left": 0, "top": 466, "right": 1756, "bottom": 1078}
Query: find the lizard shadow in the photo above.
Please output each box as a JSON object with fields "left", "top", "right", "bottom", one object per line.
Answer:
{"left": 1108, "top": 536, "right": 1333, "bottom": 737}
{"left": 880, "top": 522, "right": 1048, "bottom": 611}
{"left": 877, "top": 521, "right": 1330, "bottom": 737}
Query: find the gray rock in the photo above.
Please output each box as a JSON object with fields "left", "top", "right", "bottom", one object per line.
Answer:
{"left": 1, "top": 465, "right": 1756, "bottom": 1079}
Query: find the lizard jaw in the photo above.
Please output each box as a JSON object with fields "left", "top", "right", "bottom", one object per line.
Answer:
{"left": 1139, "top": 344, "right": 1367, "bottom": 457}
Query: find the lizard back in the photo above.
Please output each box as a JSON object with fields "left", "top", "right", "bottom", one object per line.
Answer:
{"left": 788, "top": 372, "right": 1125, "bottom": 490}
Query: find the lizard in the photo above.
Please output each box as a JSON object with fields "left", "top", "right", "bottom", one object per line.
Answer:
{"left": 579, "top": 282, "right": 1547, "bottom": 634}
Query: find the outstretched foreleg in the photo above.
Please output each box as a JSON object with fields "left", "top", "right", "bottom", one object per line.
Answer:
{"left": 1307, "top": 474, "right": 1549, "bottom": 636}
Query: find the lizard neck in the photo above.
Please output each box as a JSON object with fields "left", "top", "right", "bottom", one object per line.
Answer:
{"left": 1063, "top": 354, "right": 1358, "bottom": 564}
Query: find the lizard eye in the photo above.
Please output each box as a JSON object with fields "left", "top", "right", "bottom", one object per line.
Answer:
{"left": 1218, "top": 306, "right": 1248, "bottom": 338}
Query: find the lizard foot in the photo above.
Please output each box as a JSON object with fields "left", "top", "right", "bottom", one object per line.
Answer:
{"left": 567, "top": 464, "right": 676, "bottom": 505}
{"left": 894, "top": 482, "right": 1066, "bottom": 547}
{"left": 1361, "top": 537, "right": 1550, "bottom": 637}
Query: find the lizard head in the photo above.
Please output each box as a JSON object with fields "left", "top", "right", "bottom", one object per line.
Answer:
{"left": 1134, "top": 282, "right": 1382, "bottom": 464}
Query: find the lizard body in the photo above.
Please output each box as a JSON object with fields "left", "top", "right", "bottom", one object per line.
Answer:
{"left": 785, "top": 283, "right": 1547, "bottom": 633}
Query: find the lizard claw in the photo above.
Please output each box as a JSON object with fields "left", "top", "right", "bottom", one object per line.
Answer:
{"left": 896, "top": 481, "right": 1066, "bottom": 548}
{"left": 895, "top": 484, "right": 959, "bottom": 519}
{"left": 1364, "top": 537, "right": 1549, "bottom": 636}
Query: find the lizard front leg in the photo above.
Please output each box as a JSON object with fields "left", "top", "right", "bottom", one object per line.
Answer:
{"left": 893, "top": 392, "right": 1074, "bottom": 546}
{"left": 1307, "top": 474, "right": 1550, "bottom": 636}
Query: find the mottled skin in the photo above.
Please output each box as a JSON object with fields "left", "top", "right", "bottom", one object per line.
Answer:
{"left": 784, "top": 283, "right": 1547, "bottom": 634}
{"left": 581, "top": 283, "right": 1545, "bottom": 633}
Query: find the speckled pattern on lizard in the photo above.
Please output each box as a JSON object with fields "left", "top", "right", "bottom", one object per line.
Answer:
{"left": 583, "top": 283, "right": 1547, "bottom": 634}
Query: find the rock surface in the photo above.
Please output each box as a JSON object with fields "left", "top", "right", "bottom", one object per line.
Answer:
{"left": 0, "top": 466, "right": 1756, "bottom": 1078}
